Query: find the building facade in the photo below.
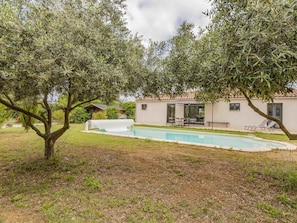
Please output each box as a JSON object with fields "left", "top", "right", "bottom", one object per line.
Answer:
{"left": 135, "top": 90, "right": 297, "bottom": 132}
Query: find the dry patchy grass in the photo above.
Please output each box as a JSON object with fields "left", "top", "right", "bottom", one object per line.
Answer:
{"left": 1, "top": 124, "right": 297, "bottom": 223}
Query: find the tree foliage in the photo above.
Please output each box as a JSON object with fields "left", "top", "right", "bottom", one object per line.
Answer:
{"left": 141, "top": 22, "right": 198, "bottom": 97}
{"left": 200, "top": 0, "right": 297, "bottom": 139}
{"left": 0, "top": 103, "right": 11, "bottom": 126}
{"left": 0, "top": 0, "right": 144, "bottom": 158}
{"left": 141, "top": 0, "right": 297, "bottom": 139}
{"left": 206, "top": 0, "right": 297, "bottom": 98}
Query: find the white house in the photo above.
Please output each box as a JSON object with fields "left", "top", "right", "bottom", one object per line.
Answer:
{"left": 135, "top": 89, "right": 297, "bottom": 132}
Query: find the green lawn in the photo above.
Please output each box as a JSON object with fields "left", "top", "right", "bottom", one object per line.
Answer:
{"left": 1, "top": 124, "right": 297, "bottom": 223}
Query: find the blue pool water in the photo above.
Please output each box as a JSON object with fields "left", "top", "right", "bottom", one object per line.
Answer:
{"left": 100, "top": 127, "right": 294, "bottom": 152}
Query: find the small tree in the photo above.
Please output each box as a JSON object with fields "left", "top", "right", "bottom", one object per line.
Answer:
{"left": 0, "top": 0, "right": 144, "bottom": 158}
{"left": 197, "top": 0, "right": 297, "bottom": 139}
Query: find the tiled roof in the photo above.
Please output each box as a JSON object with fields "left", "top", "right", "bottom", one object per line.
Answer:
{"left": 85, "top": 104, "right": 108, "bottom": 110}
{"left": 85, "top": 104, "right": 125, "bottom": 111}
{"left": 275, "top": 88, "right": 297, "bottom": 97}
{"left": 137, "top": 92, "right": 196, "bottom": 101}
{"left": 137, "top": 88, "right": 297, "bottom": 102}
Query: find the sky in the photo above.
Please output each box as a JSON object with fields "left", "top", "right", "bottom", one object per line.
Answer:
{"left": 121, "top": 0, "right": 212, "bottom": 101}
{"left": 124, "top": 0, "right": 212, "bottom": 42}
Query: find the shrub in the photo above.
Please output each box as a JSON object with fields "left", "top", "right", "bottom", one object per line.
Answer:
{"left": 70, "top": 107, "right": 90, "bottom": 123}
{"left": 106, "top": 108, "right": 118, "bottom": 119}
{"left": 52, "top": 110, "right": 64, "bottom": 124}
{"left": 121, "top": 102, "right": 135, "bottom": 120}
{"left": 92, "top": 111, "right": 107, "bottom": 120}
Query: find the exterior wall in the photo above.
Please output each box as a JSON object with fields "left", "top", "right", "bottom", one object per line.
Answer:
{"left": 204, "top": 99, "right": 266, "bottom": 129}
{"left": 136, "top": 97, "right": 297, "bottom": 132}
{"left": 205, "top": 98, "right": 297, "bottom": 131}
{"left": 136, "top": 101, "right": 168, "bottom": 125}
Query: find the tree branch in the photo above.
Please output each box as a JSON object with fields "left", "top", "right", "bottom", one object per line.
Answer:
{"left": 48, "top": 92, "right": 73, "bottom": 142}
{"left": 27, "top": 121, "right": 45, "bottom": 138}
{"left": 239, "top": 89, "right": 297, "bottom": 140}
{"left": 42, "top": 93, "right": 52, "bottom": 129}
{"left": 3, "top": 93, "right": 14, "bottom": 105}
{"left": 0, "top": 98, "right": 46, "bottom": 124}
{"left": 71, "top": 97, "right": 98, "bottom": 111}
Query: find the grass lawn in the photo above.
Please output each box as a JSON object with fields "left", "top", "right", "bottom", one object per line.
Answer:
{"left": 1, "top": 124, "right": 297, "bottom": 223}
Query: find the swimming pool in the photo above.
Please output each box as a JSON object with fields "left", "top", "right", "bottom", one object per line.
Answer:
{"left": 94, "top": 127, "right": 295, "bottom": 152}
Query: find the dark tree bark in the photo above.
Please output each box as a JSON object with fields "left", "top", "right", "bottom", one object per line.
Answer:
{"left": 44, "top": 137, "right": 55, "bottom": 159}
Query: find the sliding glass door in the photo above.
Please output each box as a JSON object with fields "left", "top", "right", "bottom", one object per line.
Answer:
{"left": 184, "top": 104, "right": 205, "bottom": 125}
{"left": 167, "top": 104, "right": 176, "bottom": 123}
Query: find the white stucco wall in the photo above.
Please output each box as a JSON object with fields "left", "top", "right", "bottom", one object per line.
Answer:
{"left": 204, "top": 98, "right": 297, "bottom": 131}
{"left": 135, "top": 101, "right": 168, "bottom": 125}
{"left": 204, "top": 99, "right": 266, "bottom": 128}
{"left": 136, "top": 97, "right": 297, "bottom": 132}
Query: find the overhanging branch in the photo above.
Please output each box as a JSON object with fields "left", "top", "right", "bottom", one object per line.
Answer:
{"left": 239, "top": 89, "right": 297, "bottom": 140}
{"left": 71, "top": 97, "right": 98, "bottom": 111}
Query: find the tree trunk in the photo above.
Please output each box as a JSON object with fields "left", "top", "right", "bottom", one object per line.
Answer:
{"left": 44, "top": 138, "right": 55, "bottom": 159}
{"left": 43, "top": 124, "right": 70, "bottom": 159}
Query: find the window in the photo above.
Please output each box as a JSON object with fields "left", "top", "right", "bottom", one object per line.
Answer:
{"left": 229, "top": 103, "right": 240, "bottom": 111}
{"left": 141, "top": 104, "right": 147, "bottom": 110}
{"left": 184, "top": 104, "right": 205, "bottom": 124}
{"left": 267, "top": 103, "right": 282, "bottom": 128}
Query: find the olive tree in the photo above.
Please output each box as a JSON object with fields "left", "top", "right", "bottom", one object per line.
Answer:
{"left": 142, "top": 0, "right": 297, "bottom": 139}
{"left": 0, "top": 0, "right": 144, "bottom": 158}
{"left": 195, "top": 0, "right": 297, "bottom": 139}
{"left": 141, "top": 22, "right": 198, "bottom": 97}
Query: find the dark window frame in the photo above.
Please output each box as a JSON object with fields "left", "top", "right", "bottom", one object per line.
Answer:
{"left": 167, "top": 104, "right": 176, "bottom": 123}
{"left": 184, "top": 103, "right": 205, "bottom": 124}
{"left": 141, "top": 104, "right": 147, "bottom": 110}
{"left": 229, "top": 103, "right": 240, "bottom": 111}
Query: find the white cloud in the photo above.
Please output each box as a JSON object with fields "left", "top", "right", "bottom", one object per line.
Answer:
{"left": 125, "top": 0, "right": 211, "bottom": 42}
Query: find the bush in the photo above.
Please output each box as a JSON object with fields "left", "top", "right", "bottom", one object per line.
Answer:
{"left": 92, "top": 111, "right": 107, "bottom": 120}
{"left": 121, "top": 102, "right": 135, "bottom": 120}
{"left": 70, "top": 107, "right": 90, "bottom": 123}
{"left": 52, "top": 110, "right": 64, "bottom": 124}
{"left": 106, "top": 108, "right": 118, "bottom": 119}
